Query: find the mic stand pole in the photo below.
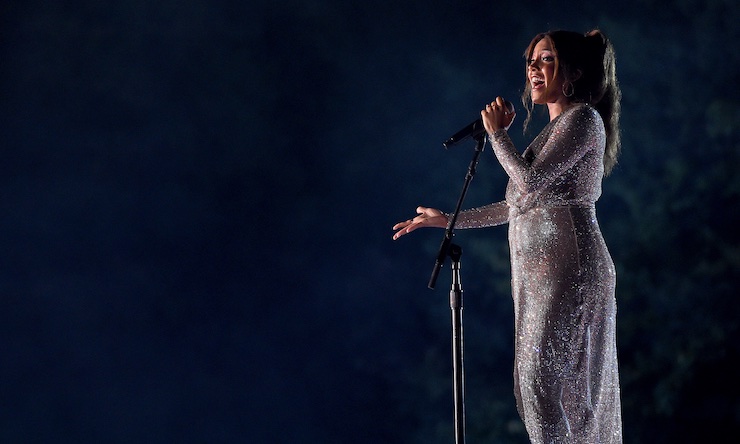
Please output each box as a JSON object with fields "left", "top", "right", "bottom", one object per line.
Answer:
{"left": 448, "top": 243, "right": 465, "bottom": 444}
{"left": 428, "top": 132, "right": 486, "bottom": 444}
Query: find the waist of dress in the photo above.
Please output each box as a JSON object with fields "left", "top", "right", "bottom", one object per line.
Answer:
{"left": 510, "top": 201, "right": 596, "bottom": 215}
{"left": 540, "top": 202, "right": 595, "bottom": 210}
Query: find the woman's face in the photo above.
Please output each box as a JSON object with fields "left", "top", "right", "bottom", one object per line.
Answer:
{"left": 527, "top": 38, "right": 564, "bottom": 105}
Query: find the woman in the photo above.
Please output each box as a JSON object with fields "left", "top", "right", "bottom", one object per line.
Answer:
{"left": 393, "top": 30, "right": 623, "bottom": 443}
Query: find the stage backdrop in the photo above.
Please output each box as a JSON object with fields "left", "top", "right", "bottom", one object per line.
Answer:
{"left": 1, "top": 1, "right": 738, "bottom": 442}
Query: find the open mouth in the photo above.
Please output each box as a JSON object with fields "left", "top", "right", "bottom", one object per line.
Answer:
{"left": 531, "top": 76, "right": 545, "bottom": 89}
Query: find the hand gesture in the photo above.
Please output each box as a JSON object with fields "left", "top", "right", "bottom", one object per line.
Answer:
{"left": 392, "top": 206, "right": 448, "bottom": 240}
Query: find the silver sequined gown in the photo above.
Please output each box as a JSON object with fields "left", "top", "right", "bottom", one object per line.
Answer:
{"left": 456, "top": 104, "right": 622, "bottom": 443}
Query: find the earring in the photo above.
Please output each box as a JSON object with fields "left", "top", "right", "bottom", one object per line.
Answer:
{"left": 562, "top": 81, "right": 574, "bottom": 98}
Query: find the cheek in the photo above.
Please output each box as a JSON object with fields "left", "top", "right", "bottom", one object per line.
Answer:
{"left": 544, "top": 67, "right": 556, "bottom": 83}
{"left": 547, "top": 71, "right": 564, "bottom": 90}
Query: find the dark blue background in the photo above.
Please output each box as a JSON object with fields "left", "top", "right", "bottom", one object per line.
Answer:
{"left": 2, "top": 1, "right": 738, "bottom": 442}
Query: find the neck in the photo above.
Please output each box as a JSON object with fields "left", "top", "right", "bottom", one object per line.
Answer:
{"left": 546, "top": 98, "right": 575, "bottom": 121}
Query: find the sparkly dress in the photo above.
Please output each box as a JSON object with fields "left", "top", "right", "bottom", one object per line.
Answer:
{"left": 456, "top": 104, "right": 622, "bottom": 443}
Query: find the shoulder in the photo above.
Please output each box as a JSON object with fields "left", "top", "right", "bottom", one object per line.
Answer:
{"left": 563, "top": 103, "right": 601, "bottom": 124}
{"left": 556, "top": 104, "right": 605, "bottom": 134}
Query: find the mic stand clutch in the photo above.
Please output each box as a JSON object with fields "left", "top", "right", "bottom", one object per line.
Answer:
{"left": 428, "top": 132, "right": 487, "bottom": 444}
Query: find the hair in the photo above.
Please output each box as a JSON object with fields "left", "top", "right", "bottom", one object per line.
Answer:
{"left": 520, "top": 29, "right": 622, "bottom": 175}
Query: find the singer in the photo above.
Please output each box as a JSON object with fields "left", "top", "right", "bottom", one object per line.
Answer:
{"left": 393, "top": 29, "right": 623, "bottom": 443}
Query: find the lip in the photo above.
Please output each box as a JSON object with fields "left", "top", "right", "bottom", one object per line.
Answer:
{"left": 530, "top": 76, "right": 545, "bottom": 90}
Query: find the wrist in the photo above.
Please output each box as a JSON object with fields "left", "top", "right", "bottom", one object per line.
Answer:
{"left": 488, "top": 128, "right": 507, "bottom": 140}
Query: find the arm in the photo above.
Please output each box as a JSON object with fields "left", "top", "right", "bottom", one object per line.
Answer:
{"left": 453, "top": 200, "right": 509, "bottom": 229}
{"left": 391, "top": 97, "right": 518, "bottom": 239}
{"left": 392, "top": 200, "right": 509, "bottom": 240}
{"left": 489, "top": 105, "right": 603, "bottom": 194}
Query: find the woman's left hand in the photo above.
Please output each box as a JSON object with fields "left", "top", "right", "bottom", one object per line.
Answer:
{"left": 481, "top": 96, "right": 515, "bottom": 134}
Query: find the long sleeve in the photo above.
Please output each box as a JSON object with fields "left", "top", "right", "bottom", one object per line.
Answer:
{"left": 450, "top": 105, "right": 605, "bottom": 230}
{"left": 489, "top": 105, "right": 604, "bottom": 198}
{"left": 453, "top": 200, "right": 510, "bottom": 229}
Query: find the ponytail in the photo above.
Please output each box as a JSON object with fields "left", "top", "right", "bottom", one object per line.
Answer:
{"left": 585, "top": 30, "right": 621, "bottom": 175}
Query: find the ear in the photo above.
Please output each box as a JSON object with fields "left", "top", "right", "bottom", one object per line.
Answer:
{"left": 573, "top": 69, "right": 583, "bottom": 81}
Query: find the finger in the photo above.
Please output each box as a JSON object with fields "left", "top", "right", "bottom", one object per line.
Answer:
{"left": 392, "top": 224, "right": 410, "bottom": 240}
{"left": 404, "top": 222, "right": 420, "bottom": 235}
{"left": 393, "top": 217, "right": 416, "bottom": 229}
{"left": 417, "top": 206, "right": 442, "bottom": 220}
{"left": 499, "top": 97, "right": 515, "bottom": 115}
{"left": 392, "top": 221, "right": 419, "bottom": 240}
{"left": 392, "top": 221, "right": 408, "bottom": 230}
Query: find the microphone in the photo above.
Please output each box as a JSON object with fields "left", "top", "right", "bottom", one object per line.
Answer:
{"left": 442, "top": 100, "right": 515, "bottom": 148}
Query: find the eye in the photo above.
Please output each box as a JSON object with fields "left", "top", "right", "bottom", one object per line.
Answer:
{"left": 542, "top": 55, "right": 555, "bottom": 62}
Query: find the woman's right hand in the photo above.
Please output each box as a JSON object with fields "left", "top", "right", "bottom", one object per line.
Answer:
{"left": 392, "top": 206, "right": 448, "bottom": 240}
{"left": 482, "top": 96, "right": 516, "bottom": 134}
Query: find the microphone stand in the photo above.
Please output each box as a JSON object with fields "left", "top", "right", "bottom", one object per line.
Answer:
{"left": 428, "top": 132, "right": 487, "bottom": 444}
